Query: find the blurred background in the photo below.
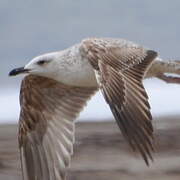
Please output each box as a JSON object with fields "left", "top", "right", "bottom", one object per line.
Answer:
{"left": 1, "top": 0, "right": 180, "bottom": 180}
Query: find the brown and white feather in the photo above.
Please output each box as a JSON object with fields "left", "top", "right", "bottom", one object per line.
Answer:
{"left": 19, "top": 75, "right": 97, "bottom": 180}
{"left": 81, "top": 38, "right": 158, "bottom": 165}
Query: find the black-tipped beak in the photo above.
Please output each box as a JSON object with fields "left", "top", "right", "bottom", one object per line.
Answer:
{"left": 9, "top": 67, "right": 30, "bottom": 76}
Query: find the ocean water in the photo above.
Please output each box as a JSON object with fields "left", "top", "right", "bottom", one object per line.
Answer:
{"left": 1, "top": 79, "right": 180, "bottom": 124}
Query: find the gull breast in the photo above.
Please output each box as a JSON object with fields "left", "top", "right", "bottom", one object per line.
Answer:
{"left": 53, "top": 44, "right": 98, "bottom": 87}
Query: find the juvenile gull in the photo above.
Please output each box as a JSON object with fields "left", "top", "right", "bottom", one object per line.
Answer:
{"left": 9, "top": 38, "right": 180, "bottom": 180}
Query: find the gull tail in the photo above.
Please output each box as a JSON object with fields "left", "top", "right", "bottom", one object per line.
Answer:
{"left": 145, "top": 58, "right": 180, "bottom": 84}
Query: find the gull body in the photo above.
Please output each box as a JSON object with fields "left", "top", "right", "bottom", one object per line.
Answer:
{"left": 23, "top": 38, "right": 180, "bottom": 87}
{"left": 9, "top": 37, "right": 180, "bottom": 180}
{"left": 25, "top": 44, "right": 98, "bottom": 87}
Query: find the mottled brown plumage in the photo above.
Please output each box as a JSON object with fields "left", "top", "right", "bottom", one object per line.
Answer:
{"left": 19, "top": 75, "right": 97, "bottom": 180}
{"left": 81, "top": 38, "right": 157, "bottom": 165}
{"left": 11, "top": 37, "right": 180, "bottom": 180}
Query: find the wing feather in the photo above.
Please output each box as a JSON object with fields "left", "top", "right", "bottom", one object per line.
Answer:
{"left": 19, "top": 75, "right": 97, "bottom": 180}
{"left": 81, "top": 38, "right": 157, "bottom": 165}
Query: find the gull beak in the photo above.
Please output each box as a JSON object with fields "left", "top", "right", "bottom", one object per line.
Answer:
{"left": 9, "top": 67, "right": 30, "bottom": 76}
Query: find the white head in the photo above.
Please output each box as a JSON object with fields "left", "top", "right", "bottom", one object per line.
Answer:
{"left": 9, "top": 47, "right": 98, "bottom": 87}
{"left": 9, "top": 52, "right": 62, "bottom": 79}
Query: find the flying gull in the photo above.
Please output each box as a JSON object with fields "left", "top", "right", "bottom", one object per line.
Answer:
{"left": 9, "top": 38, "right": 180, "bottom": 180}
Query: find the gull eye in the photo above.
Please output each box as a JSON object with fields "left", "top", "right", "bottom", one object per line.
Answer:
{"left": 37, "top": 60, "right": 47, "bottom": 65}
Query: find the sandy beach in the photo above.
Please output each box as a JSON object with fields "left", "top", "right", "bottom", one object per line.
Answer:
{"left": 0, "top": 115, "right": 180, "bottom": 180}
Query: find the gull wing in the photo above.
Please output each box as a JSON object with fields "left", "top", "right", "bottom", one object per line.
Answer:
{"left": 81, "top": 38, "right": 158, "bottom": 165}
{"left": 19, "top": 75, "right": 97, "bottom": 180}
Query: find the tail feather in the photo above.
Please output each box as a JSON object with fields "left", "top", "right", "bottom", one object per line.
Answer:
{"left": 145, "top": 58, "right": 180, "bottom": 84}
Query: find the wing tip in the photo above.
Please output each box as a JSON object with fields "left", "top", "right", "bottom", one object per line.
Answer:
{"left": 146, "top": 50, "right": 158, "bottom": 60}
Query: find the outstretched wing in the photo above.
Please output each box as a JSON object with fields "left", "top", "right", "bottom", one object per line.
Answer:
{"left": 19, "top": 75, "right": 97, "bottom": 180}
{"left": 81, "top": 38, "right": 158, "bottom": 165}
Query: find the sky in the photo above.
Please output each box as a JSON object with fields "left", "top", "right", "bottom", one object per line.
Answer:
{"left": 1, "top": 0, "right": 180, "bottom": 123}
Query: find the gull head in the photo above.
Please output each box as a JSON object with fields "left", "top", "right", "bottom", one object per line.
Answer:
{"left": 9, "top": 52, "right": 61, "bottom": 78}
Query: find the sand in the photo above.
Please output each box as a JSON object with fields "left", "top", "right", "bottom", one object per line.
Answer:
{"left": 0, "top": 115, "right": 180, "bottom": 180}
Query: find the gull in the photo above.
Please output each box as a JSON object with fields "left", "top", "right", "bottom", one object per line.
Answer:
{"left": 9, "top": 38, "right": 180, "bottom": 180}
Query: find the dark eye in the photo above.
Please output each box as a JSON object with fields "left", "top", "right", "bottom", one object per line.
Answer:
{"left": 37, "top": 60, "right": 47, "bottom": 65}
